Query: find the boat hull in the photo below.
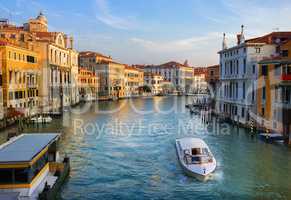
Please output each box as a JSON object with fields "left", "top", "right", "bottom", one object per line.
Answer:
{"left": 179, "top": 160, "right": 212, "bottom": 181}
{"left": 259, "top": 133, "right": 286, "bottom": 144}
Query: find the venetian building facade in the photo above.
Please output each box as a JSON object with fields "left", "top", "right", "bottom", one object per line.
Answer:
{"left": 216, "top": 26, "right": 291, "bottom": 126}
{"left": 68, "top": 38, "right": 79, "bottom": 105}
{"left": 35, "top": 31, "right": 72, "bottom": 112}
{"left": 257, "top": 39, "right": 291, "bottom": 136}
{"left": 141, "top": 61, "right": 194, "bottom": 94}
{"left": 205, "top": 65, "right": 220, "bottom": 109}
{"left": 97, "top": 61, "right": 125, "bottom": 99}
{"left": 0, "top": 13, "right": 79, "bottom": 113}
{"left": 79, "top": 51, "right": 126, "bottom": 99}
{"left": 144, "top": 72, "right": 164, "bottom": 95}
{"left": 79, "top": 51, "right": 112, "bottom": 73}
{"left": 193, "top": 67, "right": 208, "bottom": 94}
{"left": 78, "top": 68, "right": 99, "bottom": 101}
{"left": 124, "top": 66, "right": 144, "bottom": 97}
{"left": 0, "top": 40, "right": 40, "bottom": 117}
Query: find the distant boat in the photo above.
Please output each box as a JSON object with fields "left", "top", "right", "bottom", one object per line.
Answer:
{"left": 175, "top": 138, "right": 216, "bottom": 181}
{"left": 30, "top": 116, "right": 53, "bottom": 123}
{"left": 189, "top": 107, "right": 199, "bottom": 115}
{"left": 259, "top": 132, "right": 286, "bottom": 143}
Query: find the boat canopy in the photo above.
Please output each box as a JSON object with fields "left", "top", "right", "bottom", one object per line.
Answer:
{"left": 0, "top": 133, "right": 60, "bottom": 164}
{"left": 178, "top": 138, "right": 208, "bottom": 150}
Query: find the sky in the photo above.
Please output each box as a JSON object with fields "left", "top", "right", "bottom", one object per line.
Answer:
{"left": 1, "top": 0, "right": 291, "bottom": 66}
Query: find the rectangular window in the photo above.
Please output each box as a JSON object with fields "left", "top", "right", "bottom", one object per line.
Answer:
{"left": 20, "top": 33, "right": 25, "bottom": 42}
{"left": 274, "top": 64, "right": 281, "bottom": 76}
{"left": 284, "top": 87, "right": 290, "bottom": 102}
{"left": 236, "top": 83, "right": 238, "bottom": 98}
{"left": 282, "top": 50, "right": 289, "bottom": 57}
{"left": 252, "top": 65, "right": 256, "bottom": 74}
{"left": 9, "top": 71, "right": 12, "bottom": 83}
{"left": 255, "top": 48, "right": 261, "bottom": 53}
{"left": 243, "top": 59, "right": 246, "bottom": 74}
{"left": 0, "top": 169, "right": 13, "bottom": 184}
{"left": 261, "top": 65, "right": 268, "bottom": 76}
{"left": 14, "top": 168, "right": 29, "bottom": 184}
{"left": 243, "top": 82, "right": 246, "bottom": 99}
{"left": 242, "top": 107, "right": 245, "bottom": 118}
{"left": 275, "top": 86, "right": 278, "bottom": 102}
{"left": 262, "top": 86, "right": 266, "bottom": 100}
{"left": 9, "top": 92, "right": 13, "bottom": 100}
{"left": 27, "top": 55, "right": 36, "bottom": 63}
{"left": 236, "top": 60, "right": 239, "bottom": 74}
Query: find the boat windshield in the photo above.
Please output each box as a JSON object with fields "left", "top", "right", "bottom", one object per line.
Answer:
{"left": 184, "top": 148, "right": 213, "bottom": 164}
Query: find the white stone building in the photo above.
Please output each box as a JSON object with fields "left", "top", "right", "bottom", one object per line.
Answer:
{"left": 142, "top": 61, "right": 194, "bottom": 94}
{"left": 216, "top": 26, "right": 289, "bottom": 125}
{"left": 193, "top": 68, "right": 208, "bottom": 94}
{"left": 144, "top": 72, "right": 164, "bottom": 95}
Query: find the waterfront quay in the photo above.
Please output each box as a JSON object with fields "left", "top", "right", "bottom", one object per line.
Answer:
{"left": 1, "top": 96, "right": 290, "bottom": 200}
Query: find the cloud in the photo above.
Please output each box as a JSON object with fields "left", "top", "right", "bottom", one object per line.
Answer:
{"left": 130, "top": 32, "right": 226, "bottom": 53}
{"left": 95, "top": 0, "right": 137, "bottom": 30}
{"left": 221, "top": 0, "right": 291, "bottom": 35}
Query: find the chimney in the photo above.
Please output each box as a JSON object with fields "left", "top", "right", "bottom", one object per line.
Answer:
{"left": 237, "top": 34, "right": 241, "bottom": 45}
{"left": 237, "top": 25, "right": 245, "bottom": 45}
{"left": 69, "top": 37, "right": 74, "bottom": 49}
{"left": 64, "top": 34, "right": 68, "bottom": 48}
{"left": 222, "top": 33, "right": 227, "bottom": 50}
{"left": 240, "top": 25, "right": 245, "bottom": 43}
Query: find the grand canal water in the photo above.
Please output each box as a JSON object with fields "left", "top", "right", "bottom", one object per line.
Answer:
{"left": 1, "top": 96, "right": 291, "bottom": 200}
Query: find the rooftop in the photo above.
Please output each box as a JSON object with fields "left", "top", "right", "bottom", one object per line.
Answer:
{"left": 159, "top": 61, "right": 192, "bottom": 69}
{"left": 246, "top": 32, "right": 291, "bottom": 44}
{"left": 219, "top": 32, "right": 291, "bottom": 53}
{"left": 259, "top": 56, "right": 291, "bottom": 64}
{"left": 0, "top": 133, "right": 60, "bottom": 163}
{"left": 143, "top": 61, "right": 192, "bottom": 69}
{"left": 79, "top": 51, "right": 111, "bottom": 59}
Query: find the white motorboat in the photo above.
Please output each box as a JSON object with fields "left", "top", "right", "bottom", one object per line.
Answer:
{"left": 30, "top": 116, "right": 53, "bottom": 123}
{"left": 175, "top": 138, "right": 216, "bottom": 181}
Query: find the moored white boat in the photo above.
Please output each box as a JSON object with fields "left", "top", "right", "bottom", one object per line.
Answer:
{"left": 175, "top": 138, "right": 216, "bottom": 181}
{"left": 30, "top": 116, "right": 53, "bottom": 123}
{"left": 259, "top": 132, "right": 286, "bottom": 143}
